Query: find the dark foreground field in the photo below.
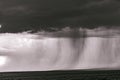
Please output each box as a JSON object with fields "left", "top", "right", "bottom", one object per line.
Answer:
{"left": 0, "top": 70, "right": 120, "bottom": 80}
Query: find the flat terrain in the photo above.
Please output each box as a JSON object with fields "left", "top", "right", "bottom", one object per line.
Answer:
{"left": 0, "top": 70, "right": 120, "bottom": 80}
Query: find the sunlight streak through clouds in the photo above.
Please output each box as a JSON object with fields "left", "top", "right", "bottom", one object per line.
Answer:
{"left": 0, "top": 56, "right": 7, "bottom": 66}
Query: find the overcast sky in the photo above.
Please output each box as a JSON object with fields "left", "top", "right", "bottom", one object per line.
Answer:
{"left": 1, "top": 0, "right": 120, "bottom": 32}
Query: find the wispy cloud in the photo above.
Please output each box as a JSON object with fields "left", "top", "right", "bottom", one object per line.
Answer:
{"left": 1, "top": 6, "right": 34, "bottom": 16}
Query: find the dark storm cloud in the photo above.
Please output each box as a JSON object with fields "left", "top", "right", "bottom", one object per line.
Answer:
{"left": 1, "top": 0, "right": 120, "bottom": 32}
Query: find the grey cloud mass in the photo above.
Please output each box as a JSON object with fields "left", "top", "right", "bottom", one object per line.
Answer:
{"left": 0, "top": 0, "right": 120, "bottom": 32}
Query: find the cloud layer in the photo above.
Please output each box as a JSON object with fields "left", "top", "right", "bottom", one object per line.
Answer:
{"left": 1, "top": 0, "right": 120, "bottom": 32}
